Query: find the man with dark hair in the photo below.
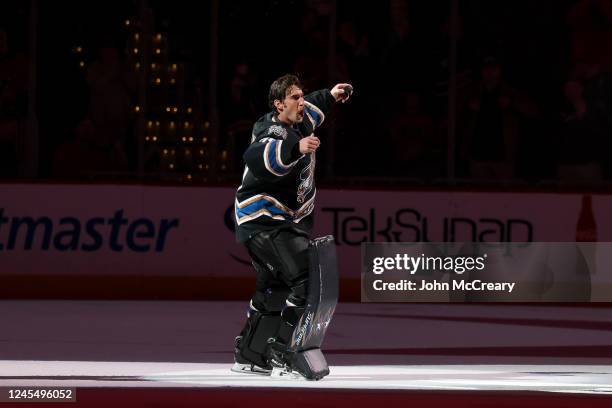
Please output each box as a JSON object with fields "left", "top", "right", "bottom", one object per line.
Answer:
{"left": 233, "top": 74, "right": 352, "bottom": 379}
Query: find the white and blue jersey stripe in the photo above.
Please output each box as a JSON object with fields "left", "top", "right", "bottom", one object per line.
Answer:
{"left": 304, "top": 101, "right": 325, "bottom": 129}
{"left": 263, "top": 139, "right": 302, "bottom": 177}
{"left": 235, "top": 193, "right": 316, "bottom": 226}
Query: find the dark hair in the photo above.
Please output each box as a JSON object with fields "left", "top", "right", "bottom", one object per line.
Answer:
{"left": 268, "top": 74, "right": 302, "bottom": 112}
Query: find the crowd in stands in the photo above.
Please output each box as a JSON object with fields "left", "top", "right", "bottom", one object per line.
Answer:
{"left": 220, "top": 0, "right": 612, "bottom": 185}
{"left": 2, "top": 0, "right": 612, "bottom": 186}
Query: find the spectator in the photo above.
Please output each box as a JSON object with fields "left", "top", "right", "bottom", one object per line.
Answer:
{"left": 293, "top": 8, "right": 348, "bottom": 89}
{"left": 378, "top": 0, "right": 427, "bottom": 96}
{"left": 336, "top": 19, "right": 370, "bottom": 80}
{"left": 567, "top": 0, "right": 612, "bottom": 71}
{"left": 222, "top": 62, "right": 260, "bottom": 175}
{"left": 460, "top": 57, "right": 520, "bottom": 181}
{"left": 556, "top": 80, "right": 605, "bottom": 182}
{"left": 85, "top": 44, "right": 132, "bottom": 170}
{"left": 388, "top": 92, "right": 435, "bottom": 178}
{"left": 52, "top": 117, "right": 128, "bottom": 179}
{"left": 227, "top": 61, "right": 258, "bottom": 122}
{"left": 432, "top": 15, "right": 475, "bottom": 119}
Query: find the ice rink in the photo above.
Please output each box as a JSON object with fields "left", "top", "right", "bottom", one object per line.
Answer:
{"left": 1, "top": 301, "right": 612, "bottom": 406}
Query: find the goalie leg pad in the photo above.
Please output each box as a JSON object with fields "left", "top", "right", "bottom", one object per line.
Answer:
{"left": 290, "top": 235, "right": 339, "bottom": 351}
{"left": 270, "top": 235, "right": 339, "bottom": 380}
{"left": 235, "top": 281, "right": 289, "bottom": 369}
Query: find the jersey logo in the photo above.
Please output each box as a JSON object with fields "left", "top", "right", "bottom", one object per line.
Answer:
{"left": 267, "top": 125, "right": 288, "bottom": 139}
{"left": 297, "top": 153, "right": 315, "bottom": 203}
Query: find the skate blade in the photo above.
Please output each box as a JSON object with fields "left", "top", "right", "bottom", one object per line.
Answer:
{"left": 231, "top": 362, "right": 271, "bottom": 376}
{"left": 270, "top": 366, "right": 308, "bottom": 380}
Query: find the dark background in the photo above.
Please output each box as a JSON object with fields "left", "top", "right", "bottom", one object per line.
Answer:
{"left": 2, "top": 0, "right": 611, "bottom": 189}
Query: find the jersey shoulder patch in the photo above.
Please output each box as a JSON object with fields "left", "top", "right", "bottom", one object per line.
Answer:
{"left": 267, "top": 125, "right": 288, "bottom": 139}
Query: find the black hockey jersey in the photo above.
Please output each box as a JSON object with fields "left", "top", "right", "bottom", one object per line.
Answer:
{"left": 234, "top": 89, "right": 335, "bottom": 242}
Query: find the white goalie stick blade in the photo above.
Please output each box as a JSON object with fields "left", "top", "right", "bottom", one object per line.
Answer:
{"left": 231, "top": 362, "right": 272, "bottom": 376}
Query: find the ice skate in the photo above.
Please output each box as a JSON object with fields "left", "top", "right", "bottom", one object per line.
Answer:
{"left": 231, "top": 335, "right": 272, "bottom": 376}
